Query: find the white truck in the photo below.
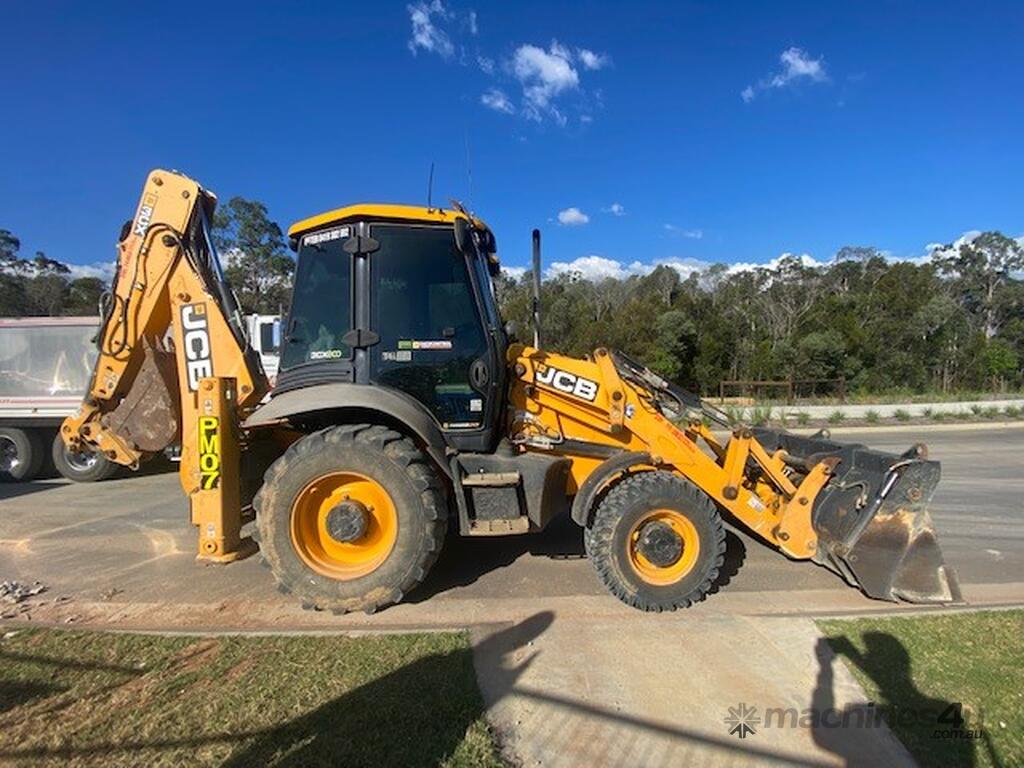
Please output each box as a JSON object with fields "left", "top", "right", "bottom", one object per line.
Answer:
{"left": 0, "top": 314, "right": 280, "bottom": 482}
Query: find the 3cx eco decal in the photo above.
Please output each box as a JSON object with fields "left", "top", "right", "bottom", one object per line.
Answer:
{"left": 180, "top": 302, "right": 213, "bottom": 391}
{"left": 198, "top": 416, "right": 221, "bottom": 490}
{"left": 133, "top": 193, "right": 158, "bottom": 236}
{"left": 309, "top": 349, "right": 345, "bottom": 360}
{"left": 534, "top": 364, "right": 599, "bottom": 402}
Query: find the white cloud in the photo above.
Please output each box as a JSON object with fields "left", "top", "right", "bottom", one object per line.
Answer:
{"left": 66, "top": 261, "right": 116, "bottom": 281}
{"left": 726, "top": 252, "right": 826, "bottom": 274}
{"left": 468, "top": 10, "right": 478, "bottom": 35}
{"left": 501, "top": 265, "right": 527, "bottom": 280}
{"left": 407, "top": 1, "right": 454, "bottom": 59}
{"left": 742, "top": 46, "right": 828, "bottom": 102}
{"left": 557, "top": 207, "right": 590, "bottom": 226}
{"left": 477, "top": 54, "right": 494, "bottom": 74}
{"left": 547, "top": 255, "right": 633, "bottom": 280}
{"left": 664, "top": 224, "right": 703, "bottom": 239}
{"left": 578, "top": 48, "right": 610, "bottom": 70}
{"left": 546, "top": 255, "right": 714, "bottom": 282}
{"left": 481, "top": 88, "right": 514, "bottom": 114}
{"left": 512, "top": 41, "right": 580, "bottom": 121}
{"left": 604, "top": 202, "right": 626, "bottom": 216}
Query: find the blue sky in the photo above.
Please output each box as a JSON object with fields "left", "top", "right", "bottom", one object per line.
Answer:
{"left": 1, "top": 1, "right": 1021, "bottom": 279}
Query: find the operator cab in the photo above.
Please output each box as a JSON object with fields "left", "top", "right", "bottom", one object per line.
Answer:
{"left": 279, "top": 204, "right": 506, "bottom": 452}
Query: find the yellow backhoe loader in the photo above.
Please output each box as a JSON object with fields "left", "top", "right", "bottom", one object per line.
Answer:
{"left": 62, "top": 170, "right": 961, "bottom": 612}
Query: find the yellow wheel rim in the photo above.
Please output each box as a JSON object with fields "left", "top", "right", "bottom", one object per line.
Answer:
{"left": 627, "top": 509, "right": 700, "bottom": 586}
{"left": 290, "top": 471, "right": 398, "bottom": 580}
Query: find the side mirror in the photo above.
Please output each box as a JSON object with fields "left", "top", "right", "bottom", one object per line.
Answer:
{"left": 453, "top": 218, "right": 470, "bottom": 253}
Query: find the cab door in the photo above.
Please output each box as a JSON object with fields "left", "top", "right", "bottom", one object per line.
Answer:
{"left": 368, "top": 223, "right": 494, "bottom": 443}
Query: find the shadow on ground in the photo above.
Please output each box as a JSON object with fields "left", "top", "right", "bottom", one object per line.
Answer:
{"left": 0, "top": 613, "right": 553, "bottom": 768}
{"left": 411, "top": 516, "right": 747, "bottom": 603}
{"left": 814, "top": 632, "right": 1001, "bottom": 767}
{"left": 0, "top": 456, "right": 176, "bottom": 500}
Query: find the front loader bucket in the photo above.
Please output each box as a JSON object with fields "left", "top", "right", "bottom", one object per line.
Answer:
{"left": 752, "top": 429, "right": 962, "bottom": 604}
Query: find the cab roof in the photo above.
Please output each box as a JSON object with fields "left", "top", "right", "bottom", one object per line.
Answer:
{"left": 288, "top": 203, "right": 489, "bottom": 239}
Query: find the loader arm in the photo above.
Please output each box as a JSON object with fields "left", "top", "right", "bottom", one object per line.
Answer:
{"left": 508, "top": 344, "right": 961, "bottom": 604}
{"left": 62, "top": 169, "right": 271, "bottom": 560}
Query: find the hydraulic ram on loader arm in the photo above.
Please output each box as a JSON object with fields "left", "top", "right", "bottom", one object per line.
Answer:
{"left": 62, "top": 170, "right": 270, "bottom": 561}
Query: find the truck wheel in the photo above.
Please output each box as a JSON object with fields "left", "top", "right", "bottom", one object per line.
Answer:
{"left": 254, "top": 424, "right": 447, "bottom": 614}
{"left": 0, "top": 427, "right": 45, "bottom": 482}
{"left": 51, "top": 433, "right": 119, "bottom": 482}
{"left": 586, "top": 471, "right": 725, "bottom": 611}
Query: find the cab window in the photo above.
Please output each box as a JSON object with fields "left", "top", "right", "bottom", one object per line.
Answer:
{"left": 370, "top": 224, "right": 488, "bottom": 428}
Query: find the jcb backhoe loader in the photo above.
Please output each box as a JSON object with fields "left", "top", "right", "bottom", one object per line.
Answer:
{"left": 62, "top": 170, "right": 961, "bottom": 612}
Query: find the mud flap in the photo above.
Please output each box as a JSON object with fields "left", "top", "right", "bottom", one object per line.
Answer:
{"left": 753, "top": 428, "right": 962, "bottom": 604}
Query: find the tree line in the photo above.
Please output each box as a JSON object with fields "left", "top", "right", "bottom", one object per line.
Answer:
{"left": 497, "top": 233, "right": 1024, "bottom": 396}
{"left": 4, "top": 199, "right": 1021, "bottom": 395}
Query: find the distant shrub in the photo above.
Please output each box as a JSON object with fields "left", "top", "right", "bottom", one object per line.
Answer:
{"left": 750, "top": 406, "right": 773, "bottom": 426}
{"left": 828, "top": 410, "right": 846, "bottom": 424}
{"left": 1005, "top": 405, "right": 1021, "bottom": 419}
{"left": 923, "top": 407, "right": 934, "bottom": 419}
{"left": 932, "top": 411, "right": 947, "bottom": 421}
{"left": 866, "top": 410, "right": 880, "bottom": 423}
{"left": 983, "top": 406, "right": 1000, "bottom": 418}
{"left": 894, "top": 409, "right": 911, "bottom": 421}
{"left": 970, "top": 404, "right": 983, "bottom": 416}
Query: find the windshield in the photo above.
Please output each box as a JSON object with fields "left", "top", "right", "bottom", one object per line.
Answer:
{"left": 281, "top": 230, "right": 352, "bottom": 369}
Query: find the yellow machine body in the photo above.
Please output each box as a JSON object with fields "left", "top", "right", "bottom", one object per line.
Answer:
{"left": 62, "top": 168, "right": 960, "bottom": 612}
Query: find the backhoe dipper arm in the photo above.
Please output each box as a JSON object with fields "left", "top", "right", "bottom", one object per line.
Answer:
{"left": 62, "top": 169, "right": 270, "bottom": 560}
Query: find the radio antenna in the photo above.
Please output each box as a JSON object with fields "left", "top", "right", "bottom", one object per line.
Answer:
{"left": 427, "top": 162, "right": 435, "bottom": 211}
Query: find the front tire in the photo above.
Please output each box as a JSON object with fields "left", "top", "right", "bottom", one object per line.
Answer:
{"left": 586, "top": 471, "right": 725, "bottom": 611}
{"left": 254, "top": 424, "right": 447, "bottom": 614}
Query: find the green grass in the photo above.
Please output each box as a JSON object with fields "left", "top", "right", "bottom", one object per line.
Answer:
{"left": 865, "top": 410, "right": 880, "bottom": 424}
{"left": 818, "top": 611, "right": 1024, "bottom": 768}
{"left": 1005, "top": 405, "right": 1021, "bottom": 419}
{"left": 828, "top": 410, "right": 846, "bottom": 425}
{"left": 0, "top": 628, "right": 506, "bottom": 768}
{"left": 893, "top": 408, "right": 911, "bottom": 422}
{"left": 796, "top": 412, "right": 811, "bottom": 426}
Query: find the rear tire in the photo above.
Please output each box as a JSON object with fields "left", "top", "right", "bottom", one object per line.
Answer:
{"left": 586, "top": 471, "right": 725, "bottom": 611}
{"left": 51, "top": 432, "right": 119, "bottom": 482}
{"left": 0, "top": 427, "right": 45, "bottom": 482}
{"left": 254, "top": 424, "right": 447, "bottom": 614}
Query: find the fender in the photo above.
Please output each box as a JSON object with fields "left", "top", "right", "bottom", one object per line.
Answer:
{"left": 243, "top": 382, "right": 451, "bottom": 476}
{"left": 570, "top": 451, "right": 652, "bottom": 527}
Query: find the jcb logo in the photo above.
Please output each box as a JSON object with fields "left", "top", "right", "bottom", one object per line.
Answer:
{"left": 198, "top": 416, "right": 221, "bottom": 490}
{"left": 535, "top": 364, "right": 599, "bottom": 402}
{"left": 181, "top": 303, "right": 213, "bottom": 391}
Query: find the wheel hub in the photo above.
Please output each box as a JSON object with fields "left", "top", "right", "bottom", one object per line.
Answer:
{"left": 0, "top": 436, "right": 18, "bottom": 473}
{"left": 636, "top": 520, "right": 684, "bottom": 568}
{"left": 325, "top": 500, "right": 370, "bottom": 543}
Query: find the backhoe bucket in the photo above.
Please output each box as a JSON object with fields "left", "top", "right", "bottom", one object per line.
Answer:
{"left": 753, "top": 429, "right": 962, "bottom": 604}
